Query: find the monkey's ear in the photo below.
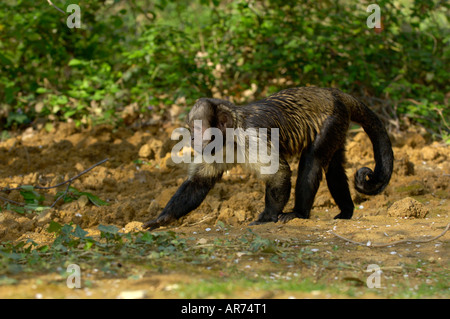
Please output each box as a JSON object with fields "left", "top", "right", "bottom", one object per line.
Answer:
{"left": 216, "top": 105, "right": 234, "bottom": 132}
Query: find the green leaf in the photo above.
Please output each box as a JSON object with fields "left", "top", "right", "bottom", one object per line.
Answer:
{"left": 73, "top": 224, "right": 88, "bottom": 239}
{"left": 6, "top": 204, "right": 25, "bottom": 214}
{"left": 20, "top": 185, "right": 34, "bottom": 192}
{"left": 0, "top": 52, "right": 13, "bottom": 66}
{"left": 303, "top": 64, "right": 315, "bottom": 74}
{"left": 38, "top": 245, "right": 49, "bottom": 253}
{"left": 19, "top": 189, "right": 44, "bottom": 205}
{"left": 47, "top": 221, "right": 62, "bottom": 233}
{"left": 83, "top": 240, "right": 94, "bottom": 250}
{"left": 82, "top": 192, "right": 109, "bottom": 207}
{"left": 68, "top": 58, "right": 85, "bottom": 66}
{"left": 24, "top": 203, "right": 50, "bottom": 212}
{"left": 36, "top": 87, "right": 50, "bottom": 94}
{"left": 98, "top": 224, "right": 119, "bottom": 234}
{"left": 60, "top": 224, "right": 74, "bottom": 235}
{"left": 56, "top": 186, "right": 82, "bottom": 203}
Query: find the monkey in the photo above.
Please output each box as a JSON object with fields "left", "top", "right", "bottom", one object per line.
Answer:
{"left": 143, "top": 87, "right": 394, "bottom": 230}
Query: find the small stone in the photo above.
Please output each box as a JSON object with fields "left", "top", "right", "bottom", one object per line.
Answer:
{"left": 138, "top": 144, "right": 154, "bottom": 158}
{"left": 117, "top": 290, "right": 147, "bottom": 299}
{"left": 77, "top": 195, "right": 90, "bottom": 208}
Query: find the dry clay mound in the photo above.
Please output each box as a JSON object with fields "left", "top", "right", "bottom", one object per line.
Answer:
{"left": 0, "top": 122, "right": 449, "bottom": 243}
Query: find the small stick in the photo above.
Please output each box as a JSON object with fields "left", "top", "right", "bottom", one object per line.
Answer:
{"left": 2, "top": 158, "right": 109, "bottom": 192}
{"left": 35, "top": 158, "right": 109, "bottom": 190}
{"left": 50, "top": 182, "right": 72, "bottom": 208}
{"left": 0, "top": 195, "right": 25, "bottom": 207}
{"left": 330, "top": 223, "right": 450, "bottom": 248}
{"left": 47, "top": 0, "right": 65, "bottom": 14}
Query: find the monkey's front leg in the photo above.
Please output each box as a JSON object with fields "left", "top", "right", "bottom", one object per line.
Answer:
{"left": 250, "top": 160, "right": 291, "bottom": 225}
{"left": 143, "top": 174, "right": 221, "bottom": 230}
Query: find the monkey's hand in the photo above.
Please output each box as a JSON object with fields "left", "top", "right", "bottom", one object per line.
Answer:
{"left": 142, "top": 219, "right": 161, "bottom": 231}
{"left": 143, "top": 214, "right": 175, "bottom": 231}
{"left": 143, "top": 175, "right": 221, "bottom": 231}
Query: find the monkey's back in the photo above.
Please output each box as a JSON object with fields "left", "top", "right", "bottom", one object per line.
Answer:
{"left": 238, "top": 87, "right": 338, "bottom": 155}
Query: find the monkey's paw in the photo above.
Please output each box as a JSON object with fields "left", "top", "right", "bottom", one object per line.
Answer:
{"left": 333, "top": 212, "right": 353, "bottom": 219}
{"left": 249, "top": 213, "right": 278, "bottom": 226}
{"left": 143, "top": 214, "right": 175, "bottom": 231}
{"left": 142, "top": 219, "right": 161, "bottom": 231}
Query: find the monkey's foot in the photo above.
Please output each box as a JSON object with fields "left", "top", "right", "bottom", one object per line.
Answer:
{"left": 249, "top": 211, "right": 278, "bottom": 226}
{"left": 278, "top": 212, "right": 304, "bottom": 223}
{"left": 333, "top": 212, "right": 353, "bottom": 219}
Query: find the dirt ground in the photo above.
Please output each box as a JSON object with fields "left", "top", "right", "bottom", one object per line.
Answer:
{"left": 0, "top": 120, "right": 448, "bottom": 298}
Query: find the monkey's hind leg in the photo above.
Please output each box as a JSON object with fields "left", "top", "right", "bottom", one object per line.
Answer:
{"left": 278, "top": 145, "right": 323, "bottom": 223}
{"left": 326, "top": 148, "right": 354, "bottom": 219}
{"left": 278, "top": 114, "right": 349, "bottom": 223}
{"left": 250, "top": 159, "right": 291, "bottom": 225}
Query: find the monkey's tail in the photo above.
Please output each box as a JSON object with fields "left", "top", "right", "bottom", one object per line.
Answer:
{"left": 343, "top": 94, "right": 394, "bottom": 195}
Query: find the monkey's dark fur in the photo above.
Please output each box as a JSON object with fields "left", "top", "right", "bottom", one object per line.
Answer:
{"left": 143, "top": 87, "right": 394, "bottom": 230}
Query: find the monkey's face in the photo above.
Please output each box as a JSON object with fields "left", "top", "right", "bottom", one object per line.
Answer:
{"left": 187, "top": 98, "right": 234, "bottom": 153}
{"left": 187, "top": 100, "right": 214, "bottom": 152}
{"left": 188, "top": 117, "right": 211, "bottom": 152}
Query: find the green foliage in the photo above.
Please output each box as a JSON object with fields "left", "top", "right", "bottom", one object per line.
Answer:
{"left": 55, "top": 186, "right": 109, "bottom": 207}
{"left": 1, "top": 185, "right": 109, "bottom": 214}
{"left": 0, "top": 0, "right": 448, "bottom": 137}
{"left": 0, "top": 222, "right": 448, "bottom": 298}
{"left": 240, "top": 228, "right": 279, "bottom": 254}
{"left": 0, "top": 221, "right": 188, "bottom": 274}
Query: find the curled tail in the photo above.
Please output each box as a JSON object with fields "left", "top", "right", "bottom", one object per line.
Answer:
{"left": 340, "top": 93, "right": 394, "bottom": 195}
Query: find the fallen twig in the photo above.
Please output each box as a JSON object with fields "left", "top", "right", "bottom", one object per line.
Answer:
{"left": 0, "top": 158, "right": 109, "bottom": 209}
{"left": 329, "top": 223, "right": 449, "bottom": 248}
{"left": 0, "top": 194, "right": 26, "bottom": 207}
{"left": 50, "top": 182, "right": 72, "bottom": 208}
{"left": 2, "top": 158, "right": 109, "bottom": 192}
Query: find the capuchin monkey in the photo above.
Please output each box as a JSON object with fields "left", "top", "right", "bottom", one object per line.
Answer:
{"left": 143, "top": 87, "right": 393, "bottom": 230}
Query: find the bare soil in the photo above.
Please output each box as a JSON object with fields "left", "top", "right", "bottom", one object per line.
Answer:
{"left": 0, "top": 121, "right": 448, "bottom": 298}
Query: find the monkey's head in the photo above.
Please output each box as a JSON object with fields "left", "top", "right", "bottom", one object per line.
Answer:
{"left": 186, "top": 98, "right": 235, "bottom": 151}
